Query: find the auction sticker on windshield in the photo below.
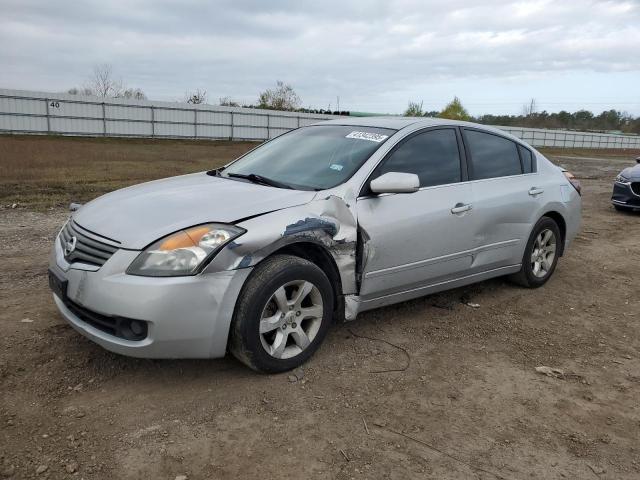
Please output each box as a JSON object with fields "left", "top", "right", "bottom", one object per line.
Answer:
{"left": 345, "top": 131, "right": 389, "bottom": 143}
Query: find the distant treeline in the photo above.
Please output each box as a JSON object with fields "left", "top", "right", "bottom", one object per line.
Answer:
{"left": 474, "top": 109, "right": 640, "bottom": 135}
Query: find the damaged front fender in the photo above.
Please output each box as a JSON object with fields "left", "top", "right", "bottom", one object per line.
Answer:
{"left": 203, "top": 195, "right": 359, "bottom": 295}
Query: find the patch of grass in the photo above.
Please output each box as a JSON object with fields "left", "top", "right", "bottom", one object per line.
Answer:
{"left": 0, "top": 135, "right": 258, "bottom": 209}
{"left": 1, "top": 134, "right": 637, "bottom": 210}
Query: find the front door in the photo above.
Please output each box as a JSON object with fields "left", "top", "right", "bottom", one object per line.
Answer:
{"left": 356, "top": 128, "right": 475, "bottom": 299}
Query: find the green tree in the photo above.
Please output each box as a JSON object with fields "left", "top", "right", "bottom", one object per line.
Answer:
{"left": 258, "top": 81, "right": 301, "bottom": 111}
{"left": 438, "top": 97, "right": 470, "bottom": 121}
{"left": 404, "top": 101, "right": 424, "bottom": 117}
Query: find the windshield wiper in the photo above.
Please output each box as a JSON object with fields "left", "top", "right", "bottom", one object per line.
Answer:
{"left": 226, "top": 172, "right": 293, "bottom": 189}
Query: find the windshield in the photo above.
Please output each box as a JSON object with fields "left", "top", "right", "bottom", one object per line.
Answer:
{"left": 223, "top": 125, "right": 396, "bottom": 190}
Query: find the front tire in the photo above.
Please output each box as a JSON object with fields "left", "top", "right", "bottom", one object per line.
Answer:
{"left": 509, "top": 217, "right": 561, "bottom": 288}
{"left": 229, "top": 254, "right": 334, "bottom": 373}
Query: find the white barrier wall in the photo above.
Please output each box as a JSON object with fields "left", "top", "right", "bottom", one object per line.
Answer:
{"left": 1, "top": 88, "right": 639, "bottom": 148}
{"left": 0, "top": 88, "right": 335, "bottom": 141}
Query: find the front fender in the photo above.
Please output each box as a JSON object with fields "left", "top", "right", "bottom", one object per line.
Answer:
{"left": 203, "top": 195, "right": 358, "bottom": 294}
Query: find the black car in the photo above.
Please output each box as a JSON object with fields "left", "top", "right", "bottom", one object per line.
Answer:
{"left": 612, "top": 157, "right": 640, "bottom": 212}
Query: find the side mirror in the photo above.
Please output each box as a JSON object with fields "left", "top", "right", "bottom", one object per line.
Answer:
{"left": 370, "top": 172, "right": 420, "bottom": 194}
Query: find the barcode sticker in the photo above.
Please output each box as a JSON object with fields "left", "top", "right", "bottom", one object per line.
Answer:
{"left": 345, "top": 131, "right": 389, "bottom": 143}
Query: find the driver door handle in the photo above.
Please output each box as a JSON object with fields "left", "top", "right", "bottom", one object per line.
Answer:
{"left": 529, "top": 187, "right": 544, "bottom": 196}
{"left": 451, "top": 203, "right": 472, "bottom": 214}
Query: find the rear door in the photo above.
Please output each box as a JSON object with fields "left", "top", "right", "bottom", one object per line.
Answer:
{"left": 356, "top": 127, "right": 476, "bottom": 298}
{"left": 462, "top": 128, "right": 540, "bottom": 272}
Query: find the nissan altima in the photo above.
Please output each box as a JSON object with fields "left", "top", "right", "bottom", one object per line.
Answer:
{"left": 49, "top": 118, "right": 582, "bottom": 372}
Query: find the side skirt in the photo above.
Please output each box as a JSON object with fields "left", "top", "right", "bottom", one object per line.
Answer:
{"left": 344, "top": 264, "right": 522, "bottom": 320}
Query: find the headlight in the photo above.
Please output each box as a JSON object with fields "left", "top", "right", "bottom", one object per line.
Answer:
{"left": 615, "top": 174, "right": 630, "bottom": 185}
{"left": 127, "top": 223, "right": 245, "bottom": 277}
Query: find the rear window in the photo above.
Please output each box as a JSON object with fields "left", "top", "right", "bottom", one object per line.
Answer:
{"left": 518, "top": 145, "right": 535, "bottom": 173}
{"left": 465, "top": 129, "right": 523, "bottom": 180}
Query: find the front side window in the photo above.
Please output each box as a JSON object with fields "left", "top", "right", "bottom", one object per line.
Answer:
{"left": 372, "top": 128, "right": 462, "bottom": 188}
{"left": 465, "top": 129, "right": 523, "bottom": 180}
{"left": 224, "top": 125, "right": 395, "bottom": 190}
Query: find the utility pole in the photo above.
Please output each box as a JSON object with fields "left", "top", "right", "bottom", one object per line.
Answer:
{"left": 337, "top": 96, "right": 340, "bottom": 112}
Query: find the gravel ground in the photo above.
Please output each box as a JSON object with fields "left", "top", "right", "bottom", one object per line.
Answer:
{"left": 1, "top": 151, "right": 639, "bottom": 480}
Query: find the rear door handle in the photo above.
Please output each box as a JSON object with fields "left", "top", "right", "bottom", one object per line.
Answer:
{"left": 451, "top": 203, "right": 472, "bottom": 214}
{"left": 529, "top": 187, "right": 544, "bottom": 196}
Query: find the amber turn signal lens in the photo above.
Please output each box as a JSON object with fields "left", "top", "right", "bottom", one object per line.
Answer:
{"left": 158, "top": 231, "right": 195, "bottom": 251}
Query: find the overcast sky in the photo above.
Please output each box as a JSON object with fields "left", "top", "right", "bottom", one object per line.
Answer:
{"left": 1, "top": 0, "right": 639, "bottom": 115}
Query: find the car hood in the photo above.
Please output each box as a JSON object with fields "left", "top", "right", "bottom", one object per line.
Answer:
{"left": 621, "top": 164, "right": 640, "bottom": 181}
{"left": 73, "top": 172, "right": 317, "bottom": 249}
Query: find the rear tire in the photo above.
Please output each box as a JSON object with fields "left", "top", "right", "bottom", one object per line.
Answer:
{"left": 229, "top": 254, "right": 334, "bottom": 373}
{"left": 509, "top": 217, "right": 561, "bottom": 288}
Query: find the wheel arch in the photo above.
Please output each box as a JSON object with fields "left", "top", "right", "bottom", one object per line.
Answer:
{"left": 540, "top": 210, "right": 566, "bottom": 256}
{"left": 263, "top": 241, "right": 344, "bottom": 320}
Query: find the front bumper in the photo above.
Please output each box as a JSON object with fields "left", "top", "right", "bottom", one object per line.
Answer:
{"left": 611, "top": 181, "right": 640, "bottom": 210}
{"left": 49, "top": 237, "right": 252, "bottom": 359}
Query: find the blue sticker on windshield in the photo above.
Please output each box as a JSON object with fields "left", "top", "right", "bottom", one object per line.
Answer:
{"left": 330, "top": 164, "right": 344, "bottom": 171}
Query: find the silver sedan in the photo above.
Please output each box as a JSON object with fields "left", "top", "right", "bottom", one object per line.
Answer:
{"left": 49, "top": 117, "right": 582, "bottom": 372}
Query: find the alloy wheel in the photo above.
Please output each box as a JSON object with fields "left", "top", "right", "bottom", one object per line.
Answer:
{"left": 531, "top": 228, "right": 557, "bottom": 278}
{"left": 259, "top": 280, "right": 324, "bottom": 359}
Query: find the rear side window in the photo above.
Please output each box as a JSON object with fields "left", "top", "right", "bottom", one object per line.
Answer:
{"left": 465, "top": 129, "right": 523, "bottom": 180}
{"left": 518, "top": 145, "right": 534, "bottom": 173}
{"left": 373, "top": 129, "right": 462, "bottom": 187}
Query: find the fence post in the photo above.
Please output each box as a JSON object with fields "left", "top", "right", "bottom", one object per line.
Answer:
{"left": 267, "top": 113, "right": 270, "bottom": 140}
{"left": 194, "top": 107, "right": 197, "bottom": 139}
{"left": 44, "top": 98, "right": 51, "bottom": 134}
{"left": 230, "top": 111, "right": 234, "bottom": 141}
{"left": 297, "top": 116, "right": 300, "bottom": 128}
{"left": 101, "top": 102, "right": 106, "bottom": 136}
{"left": 150, "top": 106, "right": 155, "bottom": 137}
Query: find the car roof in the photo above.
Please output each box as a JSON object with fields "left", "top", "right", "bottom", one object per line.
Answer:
{"left": 314, "top": 116, "right": 521, "bottom": 142}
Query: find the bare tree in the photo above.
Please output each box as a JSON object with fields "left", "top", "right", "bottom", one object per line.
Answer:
{"left": 67, "top": 64, "right": 146, "bottom": 100}
{"left": 87, "top": 64, "right": 123, "bottom": 98}
{"left": 522, "top": 98, "right": 538, "bottom": 117}
{"left": 67, "top": 87, "right": 93, "bottom": 96}
{"left": 184, "top": 89, "right": 207, "bottom": 104}
{"left": 119, "top": 88, "right": 147, "bottom": 100}
{"left": 258, "top": 81, "right": 301, "bottom": 111}
{"left": 219, "top": 96, "right": 239, "bottom": 107}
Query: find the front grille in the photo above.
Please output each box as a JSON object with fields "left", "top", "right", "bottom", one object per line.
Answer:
{"left": 59, "top": 221, "right": 119, "bottom": 267}
{"left": 631, "top": 182, "right": 640, "bottom": 196}
{"left": 66, "top": 299, "right": 148, "bottom": 341}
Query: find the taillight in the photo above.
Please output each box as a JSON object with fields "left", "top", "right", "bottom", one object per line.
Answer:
{"left": 563, "top": 171, "right": 581, "bottom": 196}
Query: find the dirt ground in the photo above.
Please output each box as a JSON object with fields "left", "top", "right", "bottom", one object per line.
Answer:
{"left": 1, "top": 137, "right": 639, "bottom": 479}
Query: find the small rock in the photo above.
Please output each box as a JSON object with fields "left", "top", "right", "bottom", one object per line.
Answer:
{"left": 287, "top": 368, "right": 304, "bottom": 382}
{"left": 20, "top": 318, "right": 34, "bottom": 323}
{"left": 588, "top": 464, "right": 605, "bottom": 475}
{"left": 65, "top": 462, "right": 78, "bottom": 473}
{"left": 11, "top": 203, "right": 17, "bottom": 209}
{"left": 175, "top": 475, "right": 188, "bottom": 480}
{"left": 466, "top": 302, "right": 481, "bottom": 308}
{"left": 535, "top": 366, "right": 564, "bottom": 379}
{"left": 36, "top": 464, "right": 48, "bottom": 474}
{"left": 75, "top": 411, "right": 86, "bottom": 418}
